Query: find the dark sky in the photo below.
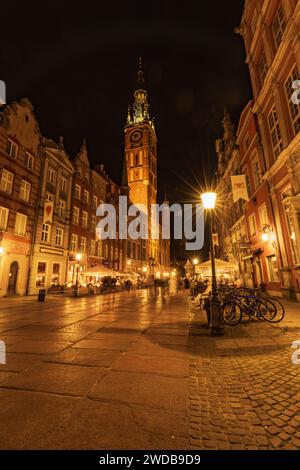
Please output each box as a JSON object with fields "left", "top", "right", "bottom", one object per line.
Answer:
{"left": 1, "top": 0, "right": 251, "bottom": 203}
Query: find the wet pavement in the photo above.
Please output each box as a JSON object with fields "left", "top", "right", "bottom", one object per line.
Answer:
{"left": 0, "top": 289, "right": 299, "bottom": 449}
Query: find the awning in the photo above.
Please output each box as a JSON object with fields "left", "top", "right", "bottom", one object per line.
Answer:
{"left": 84, "top": 265, "right": 120, "bottom": 277}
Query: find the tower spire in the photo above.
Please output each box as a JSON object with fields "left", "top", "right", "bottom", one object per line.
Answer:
{"left": 137, "top": 56, "right": 145, "bottom": 90}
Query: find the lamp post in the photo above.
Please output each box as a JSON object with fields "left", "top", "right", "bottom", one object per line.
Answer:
{"left": 201, "top": 192, "right": 224, "bottom": 337}
{"left": 74, "top": 253, "right": 82, "bottom": 297}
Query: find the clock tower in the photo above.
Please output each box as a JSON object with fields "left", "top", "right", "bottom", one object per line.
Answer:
{"left": 124, "top": 58, "right": 157, "bottom": 212}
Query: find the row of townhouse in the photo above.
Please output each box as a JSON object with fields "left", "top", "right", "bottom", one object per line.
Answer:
{"left": 215, "top": 0, "right": 300, "bottom": 301}
{"left": 0, "top": 98, "right": 169, "bottom": 297}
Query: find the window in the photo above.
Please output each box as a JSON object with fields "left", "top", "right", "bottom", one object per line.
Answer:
{"left": 80, "top": 236, "right": 86, "bottom": 253}
{"left": 41, "top": 223, "right": 51, "bottom": 242}
{"left": 268, "top": 106, "right": 283, "bottom": 159}
{"left": 46, "top": 192, "right": 55, "bottom": 202}
{"left": 51, "top": 264, "right": 60, "bottom": 285}
{"left": 70, "top": 233, "right": 78, "bottom": 252}
{"left": 82, "top": 211, "right": 88, "bottom": 228}
{"left": 55, "top": 227, "right": 64, "bottom": 246}
{"left": 249, "top": 213, "right": 257, "bottom": 237}
{"left": 272, "top": 5, "right": 285, "bottom": 49}
{"left": 77, "top": 167, "right": 82, "bottom": 177}
{"left": 245, "top": 172, "right": 251, "bottom": 197}
{"left": 47, "top": 167, "right": 56, "bottom": 185}
{"left": 6, "top": 139, "right": 18, "bottom": 159}
{"left": 83, "top": 189, "right": 89, "bottom": 203}
{"left": 58, "top": 199, "right": 66, "bottom": 218}
{"left": 285, "top": 67, "right": 300, "bottom": 136}
{"left": 258, "top": 51, "right": 268, "bottom": 85}
{"left": 0, "top": 206, "right": 9, "bottom": 230}
{"left": 252, "top": 158, "right": 262, "bottom": 190}
{"left": 259, "top": 204, "right": 268, "bottom": 227}
{"left": 93, "top": 195, "right": 98, "bottom": 209}
{"left": 60, "top": 176, "right": 67, "bottom": 192}
{"left": 36, "top": 262, "right": 46, "bottom": 287}
{"left": 0, "top": 169, "right": 14, "bottom": 194}
{"left": 284, "top": 203, "right": 300, "bottom": 265}
{"left": 73, "top": 207, "right": 79, "bottom": 224}
{"left": 15, "top": 213, "right": 27, "bottom": 236}
{"left": 90, "top": 239, "right": 95, "bottom": 256}
{"left": 104, "top": 243, "right": 108, "bottom": 259}
{"left": 20, "top": 179, "right": 31, "bottom": 202}
{"left": 75, "top": 184, "right": 81, "bottom": 199}
{"left": 25, "top": 152, "right": 34, "bottom": 170}
{"left": 135, "top": 154, "right": 139, "bottom": 165}
{"left": 91, "top": 215, "right": 96, "bottom": 232}
{"left": 267, "top": 255, "right": 280, "bottom": 282}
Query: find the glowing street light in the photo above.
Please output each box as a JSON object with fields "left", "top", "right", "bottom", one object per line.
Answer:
{"left": 200, "top": 191, "right": 223, "bottom": 337}
{"left": 192, "top": 258, "right": 199, "bottom": 266}
{"left": 0, "top": 246, "right": 4, "bottom": 255}
{"left": 201, "top": 192, "right": 217, "bottom": 210}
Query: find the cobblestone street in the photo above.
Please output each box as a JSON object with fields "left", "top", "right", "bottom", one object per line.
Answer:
{"left": 0, "top": 290, "right": 299, "bottom": 450}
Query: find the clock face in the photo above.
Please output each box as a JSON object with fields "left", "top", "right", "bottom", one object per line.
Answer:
{"left": 130, "top": 130, "right": 142, "bottom": 143}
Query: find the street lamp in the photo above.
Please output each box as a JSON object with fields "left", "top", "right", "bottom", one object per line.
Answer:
{"left": 201, "top": 191, "right": 224, "bottom": 337}
{"left": 74, "top": 253, "right": 82, "bottom": 297}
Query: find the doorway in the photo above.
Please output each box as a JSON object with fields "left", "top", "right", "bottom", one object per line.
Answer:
{"left": 7, "top": 261, "right": 18, "bottom": 295}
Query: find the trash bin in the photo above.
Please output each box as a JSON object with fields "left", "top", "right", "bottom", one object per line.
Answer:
{"left": 37, "top": 289, "right": 46, "bottom": 302}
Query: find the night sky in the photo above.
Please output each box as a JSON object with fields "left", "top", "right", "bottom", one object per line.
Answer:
{"left": 1, "top": 0, "right": 251, "bottom": 204}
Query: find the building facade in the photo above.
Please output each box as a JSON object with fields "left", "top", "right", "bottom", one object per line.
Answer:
{"left": 216, "top": 0, "right": 300, "bottom": 300}
{"left": 0, "top": 99, "right": 42, "bottom": 296}
{"left": 28, "top": 137, "right": 74, "bottom": 295}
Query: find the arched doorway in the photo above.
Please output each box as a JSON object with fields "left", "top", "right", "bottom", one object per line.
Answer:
{"left": 7, "top": 261, "right": 18, "bottom": 295}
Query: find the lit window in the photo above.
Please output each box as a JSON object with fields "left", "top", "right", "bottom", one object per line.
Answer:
{"left": 268, "top": 106, "right": 283, "bottom": 159}
{"left": 93, "top": 195, "right": 98, "bottom": 209}
{"left": 70, "top": 234, "right": 78, "bottom": 252}
{"left": 82, "top": 211, "right": 88, "bottom": 228}
{"left": 20, "top": 179, "right": 31, "bottom": 202}
{"left": 41, "top": 223, "right": 51, "bottom": 242}
{"left": 73, "top": 207, "right": 79, "bottom": 224}
{"left": 249, "top": 213, "right": 257, "bottom": 237}
{"left": 91, "top": 215, "right": 96, "bottom": 232}
{"left": 259, "top": 204, "right": 268, "bottom": 227}
{"left": 285, "top": 67, "right": 300, "bottom": 136}
{"left": 55, "top": 227, "right": 64, "bottom": 246}
{"left": 15, "top": 213, "right": 27, "bottom": 236}
{"left": 80, "top": 236, "right": 86, "bottom": 253}
{"left": 0, "top": 206, "right": 9, "bottom": 230}
{"left": 60, "top": 176, "right": 67, "bottom": 192}
{"left": 36, "top": 262, "right": 46, "bottom": 287}
{"left": 267, "top": 255, "right": 279, "bottom": 282}
{"left": 258, "top": 51, "right": 268, "bottom": 85}
{"left": 75, "top": 184, "right": 81, "bottom": 200}
{"left": 0, "top": 169, "right": 14, "bottom": 194}
{"left": 25, "top": 152, "right": 34, "bottom": 170}
{"left": 51, "top": 264, "right": 60, "bottom": 285}
{"left": 46, "top": 192, "right": 55, "bottom": 202}
{"left": 83, "top": 189, "right": 89, "bottom": 204}
{"left": 47, "top": 167, "right": 56, "bottom": 185}
{"left": 252, "top": 158, "right": 262, "bottom": 190}
{"left": 58, "top": 199, "right": 66, "bottom": 218}
{"left": 272, "top": 5, "right": 285, "bottom": 49}
{"left": 6, "top": 139, "right": 18, "bottom": 159}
